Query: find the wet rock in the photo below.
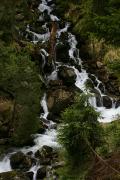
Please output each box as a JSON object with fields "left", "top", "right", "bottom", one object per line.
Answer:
{"left": 41, "top": 145, "right": 53, "bottom": 157}
{"left": 88, "top": 74, "right": 98, "bottom": 86}
{"left": 47, "top": 88, "right": 74, "bottom": 115}
{"left": 0, "top": 171, "right": 30, "bottom": 180}
{"left": 26, "top": 171, "right": 34, "bottom": 180}
{"left": 35, "top": 146, "right": 55, "bottom": 165}
{"left": 47, "top": 113, "right": 59, "bottom": 123}
{"left": 56, "top": 35, "right": 70, "bottom": 63}
{"left": 10, "top": 152, "right": 32, "bottom": 171}
{"left": 115, "top": 99, "right": 120, "bottom": 108}
{"left": 102, "top": 96, "right": 112, "bottom": 109}
{"left": 36, "top": 166, "right": 46, "bottom": 179}
{"left": 98, "top": 83, "right": 105, "bottom": 93}
{"left": 27, "top": 151, "right": 33, "bottom": 156}
{"left": 58, "top": 66, "right": 76, "bottom": 86}
{"left": 35, "top": 145, "right": 53, "bottom": 159}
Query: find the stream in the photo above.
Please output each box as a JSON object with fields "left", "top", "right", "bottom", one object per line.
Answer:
{"left": 0, "top": 0, "right": 120, "bottom": 179}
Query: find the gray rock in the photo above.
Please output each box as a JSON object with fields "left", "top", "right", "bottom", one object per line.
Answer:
{"left": 115, "top": 99, "right": 120, "bottom": 108}
{"left": 10, "top": 152, "right": 32, "bottom": 171}
{"left": 36, "top": 166, "right": 46, "bottom": 179}
{"left": 103, "top": 96, "right": 112, "bottom": 109}
{"left": 58, "top": 66, "right": 76, "bottom": 86}
{"left": 47, "top": 88, "right": 74, "bottom": 115}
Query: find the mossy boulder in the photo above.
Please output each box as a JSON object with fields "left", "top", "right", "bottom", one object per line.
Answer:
{"left": 10, "top": 152, "right": 33, "bottom": 171}
{"left": 47, "top": 88, "right": 74, "bottom": 115}
{"left": 36, "top": 166, "right": 46, "bottom": 179}
{"left": 35, "top": 145, "right": 57, "bottom": 165}
{"left": 58, "top": 66, "right": 76, "bottom": 86}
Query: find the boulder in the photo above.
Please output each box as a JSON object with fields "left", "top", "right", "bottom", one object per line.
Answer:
{"left": 88, "top": 74, "right": 98, "bottom": 86}
{"left": 36, "top": 166, "right": 46, "bottom": 179}
{"left": 26, "top": 171, "right": 34, "bottom": 180}
{"left": 10, "top": 152, "right": 32, "bottom": 171}
{"left": 35, "top": 146, "right": 55, "bottom": 165}
{"left": 35, "top": 145, "right": 53, "bottom": 159}
{"left": 56, "top": 35, "right": 70, "bottom": 63}
{"left": 115, "top": 99, "right": 120, "bottom": 108}
{"left": 47, "top": 88, "right": 74, "bottom": 115}
{"left": 98, "top": 83, "right": 105, "bottom": 93}
{"left": 102, "top": 96, "right": 112, "bottom": 109}
{"left": 58, "top": 66, "right": 76, "bottom": 86}
{"left": 0, "top": 171, "right": 30, "bottom": 180}
{"left": 41, "top": 145, "right": 53, "bottom": 157}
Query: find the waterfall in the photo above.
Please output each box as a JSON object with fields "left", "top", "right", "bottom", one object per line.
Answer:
{"left": 0, "top": 0, "right": 120, "bottom": 177}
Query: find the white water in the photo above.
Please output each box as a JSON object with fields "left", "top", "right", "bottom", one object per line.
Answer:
{"left": 26, "top": 25, "right": 50, "bottom": 44}
{"left": 0, "top": 156, "right": 11, "bottom": 173}
{"left": 67, "top": 33, "right": 120, "bottom": 122}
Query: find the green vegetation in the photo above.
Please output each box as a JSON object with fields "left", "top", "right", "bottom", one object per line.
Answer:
{"left": 0, "top": 42, "right": 42, "bottom": 146}
{"left": 57, "top": 0, "right": 120, "bottom": 46}
{"left": 57, "top": 94, "right": 120, "bottom": 179}
{"left": 104, "top": 119, "right": 120, "bottom": 152}
{"left": 0, "top": 0, "right": 43, "bottom": 146}
{"left": 58, "top": 94, "right": 104, "bottom": 178}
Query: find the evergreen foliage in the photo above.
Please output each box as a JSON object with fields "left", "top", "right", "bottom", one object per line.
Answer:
{"left": 0, "top": 42, "right": 42, "bottom": 146}
{"left": 58, "top": 94, "right": 103, "bottom": 165}
{"left": 57, "top": 0, "right": 120, "bottom": 46}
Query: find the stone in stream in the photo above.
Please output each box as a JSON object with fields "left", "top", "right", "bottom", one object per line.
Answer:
{"left": 35, "top": 145, "right": 58, "bottom": 165}
{"left": 10, "top": 152, "right": 33, "bottom": 171}
{"left": 0, "top": 171, "right": 30, "bottom": 180}
{"left": 58, "top": 66, "right": 76, "bottom": 86}
{"left": 36, "top": 166, "right": 46, "bottom": 179}
{"left": 47, "top": 88, "right": 74, "bottom": 116}
{"left": 98, "top": 83, "right": 105, "bottom": 93}
{"left": 88, "top": 74, "right": 98, "bottom": 87}
{"left": 115, "top": 99, "right": 120, "bottom": 108}
{"left": 25, "top": 171, "right": 34, "bottom": 180}
{"left": 35, "top": 145, "right": 53, "bottom": 159}
{"left": 56, "top": 33, "right": 70, "bottom": 63}
{"left": 102, "top": 96, "right": 112, "bottom": 109}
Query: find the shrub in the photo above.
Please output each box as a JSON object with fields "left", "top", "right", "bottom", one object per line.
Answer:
{"left": 58, "top": 94, "right": 103, "bottom": 165}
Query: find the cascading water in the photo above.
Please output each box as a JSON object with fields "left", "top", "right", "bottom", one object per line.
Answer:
{"left": 0, "top": 0, "right": 120, "bottom": 178}
{"left": 67, "top": 32, "right": 120, "bottom": 122}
